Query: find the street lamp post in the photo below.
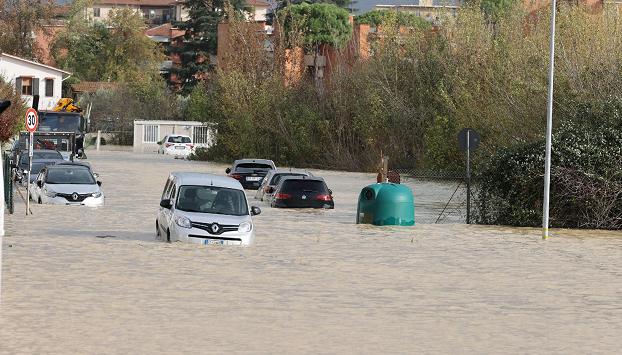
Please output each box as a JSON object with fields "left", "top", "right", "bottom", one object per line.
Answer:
{"left": 542, "top": 0, "right": 557, "bottom": 240}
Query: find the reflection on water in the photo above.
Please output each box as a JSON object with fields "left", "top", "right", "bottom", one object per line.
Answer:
{"left": 2, "top": 152, "right": 622, "bottom": 353}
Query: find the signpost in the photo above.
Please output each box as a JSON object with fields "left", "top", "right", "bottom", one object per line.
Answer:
{"left": 25, "top": 108, "right": 38, "bottom": 216}
{"left": 458, "top": 128, "right": 481, "bottom": 224}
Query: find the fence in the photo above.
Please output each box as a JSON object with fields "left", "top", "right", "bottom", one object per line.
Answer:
{"left": 3, "top": 151, "right": 14, "bottom": 214}
{"left": 394, "top": 169, "right": 470, "bottom": 224}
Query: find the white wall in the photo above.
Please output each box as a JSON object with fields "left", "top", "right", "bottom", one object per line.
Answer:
{"left": 0, "top": 56, "right": 65, "bottom": 110}
{"left": 87, "top": 5, "right": 141, "bottom": 22}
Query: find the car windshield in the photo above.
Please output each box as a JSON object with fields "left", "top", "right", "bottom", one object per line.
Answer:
{"left": 271, "top": 173, "right": 307, "bottom": 185}
{"left": 234, "top": 163, "right": 273, "bottom": 172}
{"left": 176, "top": 185, "right": 248, "bottom": 216}
{"left": 281, "top": 180, "right": 327, "bottom": 193}
{"left": 168, "top": 136, "right": 191, "bottom": 143}
{"left": 46, "top": 167, "right": 95, "bottom": 184}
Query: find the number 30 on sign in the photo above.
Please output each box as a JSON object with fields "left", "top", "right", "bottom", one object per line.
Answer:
{"left": 25, "top": 108, "right": 38, "bottom": 133}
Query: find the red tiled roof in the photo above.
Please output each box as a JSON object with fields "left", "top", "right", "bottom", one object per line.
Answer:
{"left": 145, "top": 23, "right": 185, "bottom": 38}
{"left": 71, "top": 81, "right": 118, "bottom": 93}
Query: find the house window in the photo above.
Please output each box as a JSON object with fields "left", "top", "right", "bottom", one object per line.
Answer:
{"left": 21, "top": 77, "right": 33, "bottom": 95}
{"left": 143, "top": 124, "right": 159, "bottom": 143}
{"left": 93, "top": 8, "right": 101, "bottom": 17}
{"left": 193, "top": 126, "right": 212, "bottom": 145}
{"left": 45, "top": 79, "right": 54, "bottom": 97}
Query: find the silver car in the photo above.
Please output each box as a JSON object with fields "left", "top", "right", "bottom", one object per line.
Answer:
{"left": 156, "top": 172, "right": 261, "bottom": 245}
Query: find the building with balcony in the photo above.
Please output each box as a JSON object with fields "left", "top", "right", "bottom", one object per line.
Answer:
{"left": 87, "top": 0, "right": 189, "bottom": 27}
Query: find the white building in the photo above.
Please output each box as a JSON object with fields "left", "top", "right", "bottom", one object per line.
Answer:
{"left": 0, "top": 53, "right": 71, "bottom": 110}
{"left": 87, "top": 0, "right": 189, "bottom": 26}
{"left": 133, "top": 120, "right": 215, "bottom": 153}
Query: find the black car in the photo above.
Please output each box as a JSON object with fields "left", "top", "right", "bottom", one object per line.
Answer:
{"left": 226, "top": 159, "right": 276, "bottom": 190}
{"left": 271, "top": 176, "right": 334, "bottom": 209}
{"left": 15, "top": 149, "right": 65, "bottom": 184}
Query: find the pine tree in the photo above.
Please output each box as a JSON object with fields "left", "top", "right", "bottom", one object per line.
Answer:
{"left": 168, "top": 0, "right": 248, "bottom": 94}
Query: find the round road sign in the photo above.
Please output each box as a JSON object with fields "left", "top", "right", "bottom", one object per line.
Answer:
{"left": 25, "top": 108, "right": 38, "bottom": 133}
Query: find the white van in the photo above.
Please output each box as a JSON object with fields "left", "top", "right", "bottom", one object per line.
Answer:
{"left": 156, "top": 172, "right": 261, "bottom": 245}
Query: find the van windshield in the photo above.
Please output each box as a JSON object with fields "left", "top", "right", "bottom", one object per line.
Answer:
{"left": 176, "top": 185, "right": 248, "bottom": 216}
{"left": 46, "top": 167, "right": 95, "bottom": 184}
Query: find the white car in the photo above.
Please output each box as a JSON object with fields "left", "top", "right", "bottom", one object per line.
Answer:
{"left": 30, "top": 163, "right": 104, "bottom": 206}
{"left": 157, "top": 134, "right": 194, "bottom": 157}
{"left": 156, "top": 172, "right": 261, "bottom": 245}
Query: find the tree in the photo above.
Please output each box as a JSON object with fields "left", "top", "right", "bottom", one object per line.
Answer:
{"left": 280, "top": 3, "right": 352, "bottom": 50}
{"left": 0, "top": 0, "right": 52, "bottom": 59}
{"left": 169, "top": 0, "right": 248, "bottom": 94}
{"left": 0, "top": 78, "right": 27, "bottom": 142}
{"left": 355, "top": 10, "right": 432, "bottom": 30}
{"left": 279, "top": 3, "right": 352, "bottom": 85}
{"left": 53, "top": 5, "right": 163, "bottom": 83}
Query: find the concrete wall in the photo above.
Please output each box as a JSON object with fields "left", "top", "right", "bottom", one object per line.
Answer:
{"left": 133, "top": 121, "right": 213, "bottom": 153}
{"left": 0, "top": 55, "right": 65, "bottom": 110}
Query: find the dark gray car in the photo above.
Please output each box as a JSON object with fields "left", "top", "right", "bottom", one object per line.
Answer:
{"left": 16, "top": 149, "right": 64, "bottom": 184}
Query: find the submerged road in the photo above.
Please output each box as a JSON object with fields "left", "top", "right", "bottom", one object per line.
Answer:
{"left": 1, "top": 151, "right": 621, "bottom": 353}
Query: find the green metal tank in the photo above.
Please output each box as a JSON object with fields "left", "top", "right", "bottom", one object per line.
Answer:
{"left": 356, "top": 183, "right": 415, "bottom": 226}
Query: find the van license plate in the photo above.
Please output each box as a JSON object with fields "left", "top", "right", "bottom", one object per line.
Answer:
{"left": 203, "top": 239, "right": 224, "bottom": 245}
{"left": 246, "top": 177, "right": 261, "bottom": 181}
{"left": 175, "top": 146, "right": 185, "bottom": 150}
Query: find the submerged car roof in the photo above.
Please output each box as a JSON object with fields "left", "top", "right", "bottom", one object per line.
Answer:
{"left": 53, "top": 161, "right": 91, "bottom": 169}
{"left": 278, "top": 176, "right": 325, "bottom": 183}
{"left": 233, "top": 159, "right": 275, "bottom": 166}
{"left": 171, "top": 172, "right": 243, "bottom": 190}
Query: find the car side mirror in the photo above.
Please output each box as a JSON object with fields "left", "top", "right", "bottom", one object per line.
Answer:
{"left": 328, "top": 189, "right": 333, "bottom": 195}
{"left": 225, "top": 168, "right": 231, "bottom": 174}
{"left": 97, "top": 181, "right": 102, "bottom": 186}
{"left": 251, "top": 206, "right": 261, "bottom": 216}
{"left": 37, "top": 181, "right": 43, "bottom": 188}
{"left": 157, "top": 140, "right": 162, "bottom": 145}
{"left": 160, "top": 199, "right": 172, "bottom": 209}
{"left": 267, "top": 186, "right": 275, "bottom": 194}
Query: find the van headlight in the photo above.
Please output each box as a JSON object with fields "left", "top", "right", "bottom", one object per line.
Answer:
{"left": 238, "top": 222, "right": 252, "bottom": 233}
{"left": 175, "top": 216, "right": 192, "bottom": 229}
{"left": 45, "top": 190, "right": 57, "bottom": 198}
{"left": 92, "top": 192, "right": 102, "bottom": 198}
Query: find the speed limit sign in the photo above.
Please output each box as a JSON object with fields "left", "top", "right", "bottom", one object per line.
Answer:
{"left": 25, "top": 108, "right": 38, "bottom": 133}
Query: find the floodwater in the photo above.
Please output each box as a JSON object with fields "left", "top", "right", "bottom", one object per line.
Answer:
{"left": 1, "top": 151, "right": 621, "bottom": 354}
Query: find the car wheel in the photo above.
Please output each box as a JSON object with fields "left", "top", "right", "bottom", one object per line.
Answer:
{"left": 166, "top": 229, "right": 171, "bottom": 243}
{"left": 156, "top": 220, "right": 161, "bottom": 238}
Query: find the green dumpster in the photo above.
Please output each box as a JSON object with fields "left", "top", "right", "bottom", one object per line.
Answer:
{"left": 356, "top": 183, "right": 415, "bottom": 226}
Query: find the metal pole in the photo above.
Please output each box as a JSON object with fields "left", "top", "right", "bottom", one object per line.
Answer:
{"left": 0, "top": 147, "right": 5, "bottom": 305}
{"left": 27, "top": 133, "right": 33, "bottom": 215}
{"left": 96, "top": 130, "right": 101, "bottom": 151}
{"left": 466, "top": 130, "right": 471, "bottom": 224}
{"left": 543, "top": 0, "right": 557, "bottom": 240}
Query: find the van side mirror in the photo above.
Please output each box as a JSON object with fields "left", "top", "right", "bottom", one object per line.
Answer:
{"left": 251, "top": 206, "right": 261, "bottom": 216}
{"left": 97, "top": 181, "right": 102, "bottom": 186}
{"left": 225, "top": 168, "right": 231, "bottom": 174}
{"left": 160, "top": 199, "right": 172, "bottom": 209}
{"left": 37, "top": 180, "right": 43, "bottom": 188}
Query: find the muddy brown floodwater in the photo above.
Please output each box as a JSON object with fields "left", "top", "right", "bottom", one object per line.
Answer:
{"left": 1, "top": 151, "right": 622, "bottom": 354}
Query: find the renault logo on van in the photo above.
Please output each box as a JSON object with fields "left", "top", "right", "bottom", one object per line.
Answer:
{"left": 72, "top": 193, "right": 79, "bottom": 201}
{"left": 211, "top": 223, "right": 220, "bottom": 233}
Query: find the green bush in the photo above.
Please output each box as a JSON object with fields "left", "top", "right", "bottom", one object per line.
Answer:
{"left": 474, "top": 99, "right": 622, "bottom": 229}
